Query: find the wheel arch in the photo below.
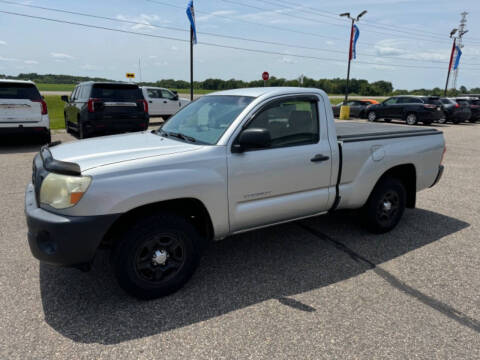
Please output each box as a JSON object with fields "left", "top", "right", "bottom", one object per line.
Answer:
{"left": 101, "top": 197, "right": 215, "bottom": 249}
{"left": 372, "top": 163, "right": 417, "bottom": 208}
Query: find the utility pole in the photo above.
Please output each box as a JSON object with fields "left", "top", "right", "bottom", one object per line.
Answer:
{"left": 340, "top": 10, "right": 367, "bottom": 105}
{"left": 452, "top": 12, "right": 468, "bottom": 90}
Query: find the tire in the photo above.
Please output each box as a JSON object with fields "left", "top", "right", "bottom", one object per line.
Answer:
{"left": 40, "top": 131, "right": 51, "bottom": 145}
{"left": 384, "top": 118, "right": 392, "bottom": 123}
{"left": 367, "top": 111, "right": 377, "bottom": 122}
{"left": 362, "top": 177, "right": 406, "bottom": 234}
{"left": 112, "top": 214, "right": 203, "bottom": 300}
{"left": 405, "top": 113, "right": 418, "bottom": 125}
{"left": 452, "top": 118, "right": 461, "bottom": 124}
{"left": 438, "top": 117, "right": 447, "bottom": 124}
{"left": 470, "top": 118, "right": 477, "bottom": 123}
{"left": 422, "top": 119, "right": 433, "bottom": 126}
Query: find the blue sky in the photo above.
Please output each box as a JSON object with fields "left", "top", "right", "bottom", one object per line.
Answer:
{"left": 0, "top": 0, "right": 479, "bottom": 90}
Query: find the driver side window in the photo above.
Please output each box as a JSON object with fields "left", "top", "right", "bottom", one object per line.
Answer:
{"left": 246, "top": 97, "right": 319, "bottom": 149}
{"left": 384, "top": 98, "right": 398, "bottom": 105}
{"left": 161, "top": 89, "right": 176, "bottom": 100}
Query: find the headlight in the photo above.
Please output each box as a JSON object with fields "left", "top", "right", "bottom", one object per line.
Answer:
{"left": 40, "top": 173, "right": 91, "bottom": 209}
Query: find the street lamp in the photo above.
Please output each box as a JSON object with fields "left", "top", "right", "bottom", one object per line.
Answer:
{"left": 444, "top": 28, "right": 458, "bottom": 96}
{"left": 340, "top": 10, "right": 367, "bottom": 106}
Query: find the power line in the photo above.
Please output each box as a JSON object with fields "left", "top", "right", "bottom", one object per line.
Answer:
{"left": 270, "top": 0, "right": 480, "bottom": 43}
{"left": 1, "top": 0, "right": 465, "bottom": 66}
{"left": 0, "top": 9, "right": 479, "bottom": 71}
{"left": 221, "top": 0, "right": 476, "bottom": 46}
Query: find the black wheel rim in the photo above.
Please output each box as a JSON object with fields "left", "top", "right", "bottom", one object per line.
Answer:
{"left": 134, "top": 233, "right": 186, "bottom": 283}
{"left": 376, "top": 190, "right": 400, "bottom": 226}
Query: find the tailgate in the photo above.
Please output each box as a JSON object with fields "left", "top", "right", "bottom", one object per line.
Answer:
{"left": 0, "top": 99, "right": 42, "bottom": 123}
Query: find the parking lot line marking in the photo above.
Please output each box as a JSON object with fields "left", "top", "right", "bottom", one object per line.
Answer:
{"left": 297, "top": 222, "right": 480, "bottom": 334}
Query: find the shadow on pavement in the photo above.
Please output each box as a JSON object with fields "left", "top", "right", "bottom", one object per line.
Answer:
{"left": 0, "top": 135, "right": 45, "bottom": 154}
{"left": 39, "top": 208, "right": 470, "bottom": 344}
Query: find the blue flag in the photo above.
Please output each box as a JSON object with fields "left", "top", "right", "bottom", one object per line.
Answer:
{"left": 186, "top": 1, "right": 197, "bottom": 44}
{"left": 352, "top": 24, "right": 360, "bottom": 60}
{"left": 453, "top": 45, "right": 462, "bottom": 70}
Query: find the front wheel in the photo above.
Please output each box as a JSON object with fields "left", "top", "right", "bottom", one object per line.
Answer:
{"left": 406, "top": 113, "right": 418, "bottom": 125}
{"left": 367, "top": 111, "right": 377, "bottom": 122}
{"left": 362, "top": 177, "right": 406, "bottom": 234}
{"left": 438, "top": 117, "right": 447, "bottom": 124}
{"left": 112, "top": 214, "right": 202, "bottom": 300}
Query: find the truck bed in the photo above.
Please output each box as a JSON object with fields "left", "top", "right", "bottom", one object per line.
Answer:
{"left": 335, "top": 121, "right": 442, "bottom": 143}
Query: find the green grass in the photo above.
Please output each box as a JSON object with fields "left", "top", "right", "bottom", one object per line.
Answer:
{"left": 37, "top": 83, "right": 75, "bottom": 92}
{"left": 44, "top": 95, "right": 65, "bottom": 129}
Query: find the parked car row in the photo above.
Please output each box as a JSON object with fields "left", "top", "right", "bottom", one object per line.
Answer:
{"left": 333, "top": 95, "right": 479, "bottom": 126}
{"left": 62, "top": 82, "right": 190, "bottom": 139}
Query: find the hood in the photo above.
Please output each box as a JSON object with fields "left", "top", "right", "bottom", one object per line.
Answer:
{"left": 49, "top": 131, "right": 202, "bottom": 172}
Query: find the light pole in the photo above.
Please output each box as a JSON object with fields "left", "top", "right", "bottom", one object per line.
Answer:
{"left": 444, "top": 28, "right": 458, "bottom": 96}
{"left": 340, "top": 10, "right": 367, "bottom": 105}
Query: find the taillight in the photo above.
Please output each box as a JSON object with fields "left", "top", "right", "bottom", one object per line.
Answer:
{"left": 87, "top": 98, "right": 101, "bottom": 113}
{"left": 455, "top": 103, "right": 460, "bottom": 108}
{"left": 138, "top": 99, "right": 148, "bottom": 113}
{"left": 32, "top": 99, "right": 48, "bottom": 115}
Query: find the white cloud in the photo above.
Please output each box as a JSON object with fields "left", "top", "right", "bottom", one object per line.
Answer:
{"left": 279, "top": 56, "right": 297, "bottom": 64}
{"left": 374, "top": 39, "right": 449, "bottom": 62}
{"left": 197, "top": 10, "right": 236, "bottom": 22}
{"left": 116, "top": 14, "right": 167, "bottom": 31}
{"left": 24, "top": 60, "right": 38, "bottom": 64}
{"left": 0, "top": 56, "right": 17, "bottom": 61}
{"left": 50, "top": 52, "right": 74, "bottom": 60}
{"left": 0, "top": 40, "right": 6, "bottom": 45}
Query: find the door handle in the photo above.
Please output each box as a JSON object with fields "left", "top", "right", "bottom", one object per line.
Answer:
{"left": 163, "top": 101, "right": 168, "bottom": 103}
{"left": 310, "top": 154, "right": 330, "bottom": 163}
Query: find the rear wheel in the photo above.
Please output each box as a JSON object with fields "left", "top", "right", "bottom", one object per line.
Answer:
{"left": 112, "top": 214, "right": 202, "bottom": 300}
{"left": 363, "top": 177, "right": 406, "bottom": 234}
{"left": 406, "top": 113, "right": 418, "bottom": 125}
{"left": 367, "top": 111, "right": 377, "bottom": 122}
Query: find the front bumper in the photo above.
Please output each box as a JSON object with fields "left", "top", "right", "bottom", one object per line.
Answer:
{"left": 25, "top": 183, "right": 119, "bottom": 267}
{"left": 430, "top": 165, "right": 444, "bottom": 188}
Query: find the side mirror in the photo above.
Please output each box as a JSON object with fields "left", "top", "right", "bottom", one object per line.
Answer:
{"left": 173, "top": 94, "right": 179, "bottom": 101}
{"left": 61, "top": 95, "right": 69, "bottom": 102}
{"left": 172, "top": 90, "right": 178, "bottom": 95}
{"left": 232, "top": 128, "right": 271, "bottom": 153}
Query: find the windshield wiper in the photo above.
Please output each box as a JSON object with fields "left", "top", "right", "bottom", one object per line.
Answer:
{"left": 161, "top": 130, "right": 197, "bottom": 143}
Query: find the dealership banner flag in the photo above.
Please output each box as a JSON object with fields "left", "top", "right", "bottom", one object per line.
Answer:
{"left": 453, "top": 45, "right": 462, "bottom": 70}
{"left": 350, "top": 24, "right": 360, "bottom": 60}
{"left": 186, "top": 0, "right": 197, "bottom": 44}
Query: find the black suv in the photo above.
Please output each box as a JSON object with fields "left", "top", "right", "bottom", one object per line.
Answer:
{"left": 62, "top": 82, "right": 149, "bottom": 138}
{"left": 366, "top": 96, "right": 443, "bottom": 125}
{"left": 438, "top": 98, "right": 471, "bottom": 124}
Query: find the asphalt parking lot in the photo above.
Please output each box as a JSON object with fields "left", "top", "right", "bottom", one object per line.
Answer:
{"left": 1, "top": 121, "right": 479, "bottom": 359}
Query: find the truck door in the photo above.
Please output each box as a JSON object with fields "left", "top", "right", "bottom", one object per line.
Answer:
{"left": 227, "top": 95, "right": 333, "bottom": 232}
{"left": 161, "top": 89, "right": 179, "bottom": 115}
{"left": 145, "top": 88, "right": 163, "bottom": 116}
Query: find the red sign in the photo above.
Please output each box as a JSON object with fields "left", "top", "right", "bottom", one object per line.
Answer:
{"left": 262, "top": 71, "right": 269, "bottom": 81}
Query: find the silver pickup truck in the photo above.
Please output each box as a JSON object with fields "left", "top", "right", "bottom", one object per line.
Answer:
{"left": 25, "top": 87, "right": 445, "bottom": 299}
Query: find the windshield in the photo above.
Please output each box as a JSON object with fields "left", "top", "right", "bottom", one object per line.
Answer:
{"left": 160, "top": 95, "right": 254, "bottom": 145}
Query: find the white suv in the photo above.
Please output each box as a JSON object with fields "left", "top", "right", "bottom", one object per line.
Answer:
{"left": 0, "top": 79, "right": 51, "bottom": 143}
{"left": 141, "top": 86, "right": 190, "bottom": 119}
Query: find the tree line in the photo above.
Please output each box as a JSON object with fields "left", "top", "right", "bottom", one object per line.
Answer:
{"left": 2, "top": 73, "right": 478, "bottom": 96}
